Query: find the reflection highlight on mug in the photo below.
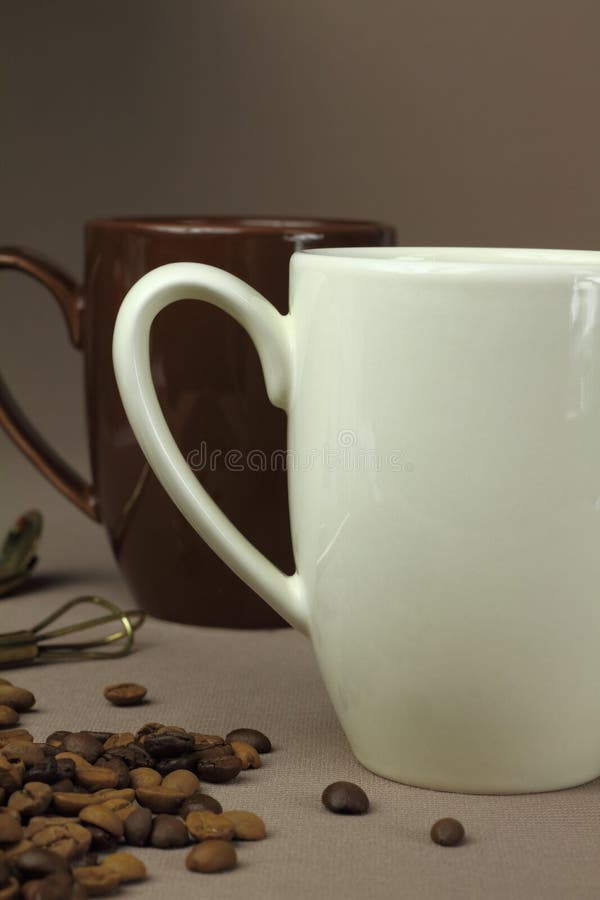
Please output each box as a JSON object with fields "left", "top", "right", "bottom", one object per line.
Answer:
{"left": 186, "top": 429, "right": 414, "bottom": 473}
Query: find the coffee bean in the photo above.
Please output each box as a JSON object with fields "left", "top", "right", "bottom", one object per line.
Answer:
{"left": 134, "top": 723, "right": 163, "bottom": 738}
{"left": 0, "top": 707, "right": 19, "bottom": 728}
{"left": 190, "top": 733, "right": 226, "bottom": 752}
{"left": 0, "top": 876, "right": 21, "bottom": 898}
{"left": 33, "top": 871, "right": 86, "bottom": 900}
{"left": 101, "top": 852, "right": 146, "bottom": 883}
{"left": 150, "top": 815, "right": 188, "bottom": 849}
{"left": 8, "top": 783, "right": 53, "bottom": 818}
{"left": 72, "top": 864, "right": 120, "bottom": 895}
{"left": 102, "top": 744, "right": 151, "bottom": 769}
{"left": 223, "top": 810, "right": 266, "bottom": 840}
{"left": 50, "top": 781, "right": 74, "bottom": 795}
{"left": 322, "top": 781, "right": 369, "bottom": 815}
{"left": 99, "top": 798, "right": 136, "bottom": 822}
{"left": 161, "top": 769, "right": 200, "bottom": 796}
{"left": 54, "top": 761, "right": 75, "bottom": 783}
{"left": 230, "top": 741, "right": 261, "bottom": 770}
{"left": 52, "top": 790, "right": 134, "bottom": 818}
{"left": 123, "top": 807, "right": 152, "bottom": 847}
{"left": 185, "top": 811, "right": 234, "bottom": 842}
{"left": 102, "top": 733, "right": 135, "bottom": 751}
{"left": 129, "top": 768, "right": 161, "bottom": 790}
{"left": 195, "top": 745, "right": 234, "bottom": 762}
{"left": 45, "top": 734, "right": 70, "bottom": 750}
{"left": 135, "top": 786, "right": 186, "bottom": 814}
{"left": 0, "top": 686, "right": 35, "bottom": 713}
{"left": 186, "top": 840, "right": 237, "bottom": 873}
{"left": 154, "top": 753, "right": 200, "bottom": 777}
{"left": 69, "top": 852, "right": 99, "bottom": 869}
{"left": 226, "top": 728, "right": 271, "bottom": 754}
{"left": 23, "top": 760, "right": 58, "bottom": 786}
{"left": 83, "top": 825, "right": 118, "bottom": 853}
{"left": 59, "top": 735, "right": 102, "bottom": 765}
{"left": 96, "top": 757, "right": 130, "bottom": 789}
{"left": 196, "top": 756, "right": 241, "bottom": 784}
{"left": 79, "top": 806, "right": 124, "bottom": 840}
{"left": 142, "top": 732, "right": 194, "bottom": 760}
{"left": 9, "top": 848, "right": 70, "bottom": 880}
{"left": 179, "top": 792, "right": 222, "bottom": 817}
{"left": 1, "top": 744, "right": 45, "bottom": 767}
{"left": 103, "top": 683, "right": 147, "bottom": 707}
{"left": 0, "top": 812, "right": 23, "bottom": 844}
{"left": 30, "top": 822, "right": 91, "bottom": 860}
{"left": 430, "top": 818, "right": 465, "bottom": 846}
{"left": 0, "top": 730, "right": 33, "bottom": 747}
{"left": 86, "top": 732, "right": 113, "bottom": 744}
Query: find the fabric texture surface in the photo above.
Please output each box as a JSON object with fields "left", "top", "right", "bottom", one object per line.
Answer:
{"left": 1, "top": 478, "right": 599, "bottom": 899}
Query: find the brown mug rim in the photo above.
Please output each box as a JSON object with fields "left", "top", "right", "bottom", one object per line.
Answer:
{"left": 85, "top": 215, "right": 395, "bottom": 236}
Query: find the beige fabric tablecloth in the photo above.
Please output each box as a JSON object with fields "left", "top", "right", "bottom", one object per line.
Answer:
{"left": 2, "top": 444, "right": 600, "bottom": 899}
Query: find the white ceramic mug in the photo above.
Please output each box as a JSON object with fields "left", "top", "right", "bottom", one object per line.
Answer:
{"left": 113, "top": 247, "right": 600, "bottom": 794}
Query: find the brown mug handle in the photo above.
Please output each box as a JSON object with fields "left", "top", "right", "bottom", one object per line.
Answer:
{"left": 0, "top": 247, "right": 99, "bottom": 520}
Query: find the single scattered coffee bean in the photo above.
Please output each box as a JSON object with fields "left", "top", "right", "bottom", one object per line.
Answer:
{"left": 225, "top": 728, "right": 271, "bottom": 754}
{"left": 0, "top": 812, "right": 23, "bottom": 844}
{"left": 150, "top": 814, "right": 189, "bottom": 849}
{"left": 196, "top": 756, "right": 242, "bottom": 784}
{"left": 430, "top": 817, "right": 465, "bottom": 846}
{"left": 123, "top": 806, "right": 152, "bottom": 847}
{"left": 10, "top": 848, "right": 70, "bottom": 880}
{"left": 0, "top": 707, "right": 18, "bottom": 728}
{"left": 185, "top": 811, "right": 234, "bottom": 842}
{"left": 72, "top": 864, "right": 121, "bottom": 895}
{"left": 0, "top": 686, "right": 35, "bottom": 713}
{"left": 59, "top": 734, "right": 103, "bottom": 765}
{"left": 103, "top": 683, "right": 147, "bottom": 707}
{"left": 186, "top": 839, "right": 237, "bottom": 873}
{"left": 223, "top": 810, "right": 266, "bottom": 841}
{"left": 321, "top": 781, "right": 370, "bottom": 815}
{"left": 230, "top": 741, "right": 261, "bottom": 770}
{"left": 179, "top": 792, "right": 222, "bottom": 817}
{"left": 79, "top": 805, "right": 124, "bottom": 839}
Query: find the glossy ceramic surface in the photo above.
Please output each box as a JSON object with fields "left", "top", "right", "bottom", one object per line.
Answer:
{"left": 0, "top": 218, "right": 394, "bottom": 626}
{"left": 114, "top": 246, "right": 600, "bottom": 792}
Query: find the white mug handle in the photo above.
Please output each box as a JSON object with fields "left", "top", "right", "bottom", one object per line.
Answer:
{"left": 112, "top": 262, "right": 309, "bottom": 634}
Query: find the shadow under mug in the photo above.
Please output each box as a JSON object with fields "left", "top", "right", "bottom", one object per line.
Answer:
{"left": 0, "top": 217, "right": 395, "bottom": 627}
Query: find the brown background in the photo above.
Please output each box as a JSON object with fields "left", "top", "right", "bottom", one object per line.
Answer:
{"left": 1, "top": 0, "right": 600, "bottom": 540}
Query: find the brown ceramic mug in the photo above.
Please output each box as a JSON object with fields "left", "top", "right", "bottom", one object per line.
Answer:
{"left": 0, "top": 217, "right": 395, "bottom": 626}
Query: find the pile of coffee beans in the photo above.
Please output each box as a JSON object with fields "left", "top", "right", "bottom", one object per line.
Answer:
{"left": 0, "top": 678, "right": 271, "bottom": 897}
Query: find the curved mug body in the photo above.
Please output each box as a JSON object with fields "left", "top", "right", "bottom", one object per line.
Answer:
{"left": 113, "top": 246, "right": 600, "bottom": 793}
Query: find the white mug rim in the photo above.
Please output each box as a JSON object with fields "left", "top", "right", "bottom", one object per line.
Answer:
{"left": 297, "top": 245, "right": 600, "bottom": 273}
